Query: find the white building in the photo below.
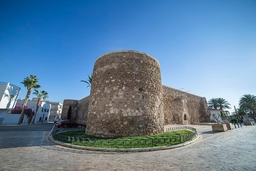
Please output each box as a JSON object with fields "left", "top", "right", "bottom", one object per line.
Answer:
{"left": 29, "top": 98, "right": 63, "bottom": 122}
{"left": 209, "top": 109, "right": 223, "bottom": 123}
{"left": 16, "top": 98, "right": 51, "bottom": 123}
{"left": 0, "top": 82, "right": 21, "bottom": 124}
{"left": 46, "top": 101, "right": 63, "bottom": 122}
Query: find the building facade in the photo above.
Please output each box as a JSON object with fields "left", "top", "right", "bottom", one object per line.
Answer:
{"left": 46, "top": 101, "right": 63, "bottom": 122}
{"left": 16, "top": 98, "right": 51, "bottom": 123}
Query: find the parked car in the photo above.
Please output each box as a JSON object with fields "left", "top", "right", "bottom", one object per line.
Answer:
{"left": 55, "top": 120, "right": 78, "bottom": 128}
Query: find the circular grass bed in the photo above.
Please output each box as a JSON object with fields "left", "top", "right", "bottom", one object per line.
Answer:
{"left": 53, "top": 130, "right": 195, "bottom": 148}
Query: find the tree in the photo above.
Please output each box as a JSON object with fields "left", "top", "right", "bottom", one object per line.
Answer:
{"left": 31, "top": 89, "right": 48, "bottom": 124}
{"left": 208, "top": 98, "right": 231, "bottom": 123}
{"left": 217, "top": 98, "right": 231, "bottom": 110}
{"left": 18, "top": 75, "right": 40, "bottom": 124}
{"left": 239, "top": 94, "right": 256, "bottom": 121}
{"left": 208, "top": 98, "right": 219, "bottom": 110}
{"left": 208, "top": 98, "right": 231, "bottom": 110}
{"left": 67, "top": 105, "right": 72, "bottom": 120}
{"left": 81, "top": 74, "right": 93, "bottom": 88}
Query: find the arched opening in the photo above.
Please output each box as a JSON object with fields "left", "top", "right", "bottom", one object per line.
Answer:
{"left": 182, "top": 114, "right": 189, "bottom": 125}
{"left": 184, "top": 114, "right": 187, "bottom": 120}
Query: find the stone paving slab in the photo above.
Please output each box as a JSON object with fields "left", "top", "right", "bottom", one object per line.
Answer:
{"left": 1, "top": 124, "right": 256, "bottom": 171}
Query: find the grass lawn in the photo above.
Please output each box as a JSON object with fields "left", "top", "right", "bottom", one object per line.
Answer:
{"left": 53, "top": 130, "right": 195, "bottom": 148}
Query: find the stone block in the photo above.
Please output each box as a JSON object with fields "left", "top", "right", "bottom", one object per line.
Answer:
{"left": 226, "top": 123, "right": 234, "bottom": 130}
{"left": 212, "top": 124, "right": 228, "bottom": 132}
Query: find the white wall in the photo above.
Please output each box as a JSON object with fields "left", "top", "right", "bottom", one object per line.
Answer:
{"left": 0, "top": 82, "right": 21, "bottom": 109}
{"left": 34, "top": 102, "right": 51, "bottom": 123}
{"left": 2, "top": 114, "right": 27, "bottom": 124}
{"left": 210, "top": 110, "right": 223, "bottom": 123}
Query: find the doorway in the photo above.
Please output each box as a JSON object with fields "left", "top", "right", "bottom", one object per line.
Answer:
{"left": 182, "top": 114, "right": 189, "bottom": 125}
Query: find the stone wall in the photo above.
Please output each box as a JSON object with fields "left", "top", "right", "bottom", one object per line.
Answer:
{"left": 61, "top": 99, "right": 78, "bottom": 122}
{"left": 86, "top": 50, "right": 164, "bottom": 137}
{"left": 76, "top": 96, "right": 89, "bottom": 125}
{"left": 61, "top": 97, "right": 89, "bottom": 126}
{"left": 162, "top": 85, "right": 210, "bottom": 125}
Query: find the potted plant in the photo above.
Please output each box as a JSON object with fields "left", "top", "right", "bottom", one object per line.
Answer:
{"left": 208, "top": 98, "right": 231, "bottom": 132}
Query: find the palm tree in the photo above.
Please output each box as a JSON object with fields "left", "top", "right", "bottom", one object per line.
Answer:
{"left": 31, "top": 89, "right": 48, "bottom": 124}
{"left": 208, "top": 98, "right": 219, "bottom": 109}
{"left": 81, "top": 74, "right": 93, "bottom": 88}
{"left": 18, "top": 75, "right": 40, "bottom": 125}
{"left": 217, "top": 98, "right": 231, "bottom": 110}
{"left": 239, "top": 94, "right": 256, "bottom": 121}
{"left": 208, "top": 98, "right": 230, "bottom": 110}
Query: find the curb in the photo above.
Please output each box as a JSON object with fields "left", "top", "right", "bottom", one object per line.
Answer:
{"left": 47, "top": 127, "right": 200, "bottom": 152}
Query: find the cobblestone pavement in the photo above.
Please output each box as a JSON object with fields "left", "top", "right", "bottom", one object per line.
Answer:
{"left": 0, "top": 124, "right": 256, "bottom": 171}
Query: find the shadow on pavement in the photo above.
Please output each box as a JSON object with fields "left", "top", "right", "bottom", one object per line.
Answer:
{"left": 200, "top": 131, "right": 220, "bottom": 134}
{"left": 0, "top": 123, "right": 54, "bottom": 149}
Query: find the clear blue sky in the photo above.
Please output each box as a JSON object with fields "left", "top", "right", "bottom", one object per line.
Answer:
{"left": 1, "top": 0, "right": 255, "bottom": 112}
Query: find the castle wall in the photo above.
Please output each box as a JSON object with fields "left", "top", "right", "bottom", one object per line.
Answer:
{"left": 86, "top": 50, "right": 164, "bottom": 137}
{"left": 76, "top": 96, "right": 90, "bottom": 125}
{"left": 61, "top": 97, "right": 89, "bottom": 126}
{"left": 61, "top": 50, "right": 211, "bottom": 136}
{"left": 61, "top": 99, "right": 78, "bottom": 122}
{"left": 162, "top": 85, "right": 210, "bottom": 125}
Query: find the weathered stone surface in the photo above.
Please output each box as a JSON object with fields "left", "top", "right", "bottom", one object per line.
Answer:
{"left": 61, "top": 99, "right": 78, "bottom": 121}
{"left": 162, "top": 86, "right": 210, "bottom": 125}
{"left": 86, "top": 50, "right": 164, "bottom": 137}
{"left": 76, "top": 96, "right": 89, "bottom": 125}
{"left": 61, "top": 97, "right": 89, "bottom": 126}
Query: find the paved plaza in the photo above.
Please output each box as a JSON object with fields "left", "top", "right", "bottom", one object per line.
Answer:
{"left": 0, "top": 123, "right": 255, "bottom": 171}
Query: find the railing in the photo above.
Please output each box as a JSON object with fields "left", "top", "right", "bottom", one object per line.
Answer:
{"left": 52, "top": 125, "right": 85, "bottom": 134}
{"left": 51, "top": 126, "right": 198, "bottom": 149}
{"left": 165, "top": 126, "right": 197, "bottom": 134}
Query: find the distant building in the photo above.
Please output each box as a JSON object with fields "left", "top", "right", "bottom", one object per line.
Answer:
{"left": 46, "top": 101, "right": 63, "bottom": 122}
{"left": 16, "top": 98, "right": 51, "bottom": 123}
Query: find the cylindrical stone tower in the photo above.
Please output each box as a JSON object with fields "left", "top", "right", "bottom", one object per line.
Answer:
{"left": 86, "top": 50, "right": 164, "bottom": 137}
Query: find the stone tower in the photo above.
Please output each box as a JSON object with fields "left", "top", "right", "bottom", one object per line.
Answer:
{"left": 86, "top": 50, "right": 164, "bottom": 137}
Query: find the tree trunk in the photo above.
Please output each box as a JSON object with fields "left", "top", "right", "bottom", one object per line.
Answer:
{"left": 17, "top": 89, "right": 31, "bottom": 125}
{"left": 31, "top": 98, "right": 41, "bottom": 124}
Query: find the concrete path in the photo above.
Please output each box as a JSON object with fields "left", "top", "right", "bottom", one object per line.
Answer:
{"left": 0, "top": 124, "right": 255, "bottom": 171}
